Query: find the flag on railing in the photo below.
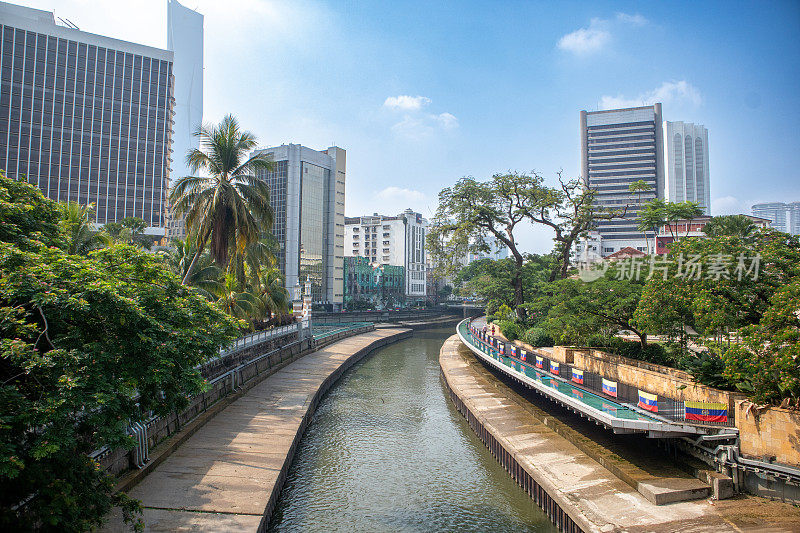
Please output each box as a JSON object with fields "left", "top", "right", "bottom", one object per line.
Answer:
{"left": 571, "top": 368, "right": 584, "bottom": 384}
{"left": 510, "top": 345, "right": 517, "bottom": 357}
{"left": 550, "top": 361, "right": 559, "bottom": 375}
{"left": 685, "top": 401, "right": 728, "bottom": 423}
{"left": 520, "top": 350, "right": 527, "bottom": 362}
{"left": 535, "top": 356, "right": 544, "bottom": 369}
{"left": 499, "top": 343, "right": 505, "bottom": 355}
{"left": 638, "top": 390, "right": 658, "bottom": 412}
{"left": 602, "top": 378, "right": 617, "bottom": 397}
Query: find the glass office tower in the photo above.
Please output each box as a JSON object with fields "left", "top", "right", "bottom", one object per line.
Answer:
{"left": 0, "top": 2, "right": 174, "bottom": 235}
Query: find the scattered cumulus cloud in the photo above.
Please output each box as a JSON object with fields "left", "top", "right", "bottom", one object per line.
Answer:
{"left": 615, "top": 12, "right": 648, "bottom": 26}
{"left": 712, "top": 196, "right": 749, "bottom": 216}
{"left": 600, "top": 80, "right": 702, "bottom": 109}
{"left": 383, "top": 95, "right": 458, "bottom": 139}
{"left": 557, "top": 20, "right": 610, "bottom": 55}
{"left": 383, "top": 95, "right": 431, "bottom": 111}
{"left": 558, "top": 12, "right": 648, "bottom": 55}
{"left": 376, "top": 186, "right": 426, "bottom": 203}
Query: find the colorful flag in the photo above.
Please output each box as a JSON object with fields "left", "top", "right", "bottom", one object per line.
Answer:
{"left": 685, "top": 401, "right": 728, "bottom": 423}
{"left": 550, "top": 361, "right": 559, "bottom": 375}
{"left": 499, "top": 343, "right": 505, "bottom": 355}
{"left": 571, "top": 369, "right": 584, "bottom": 384}
{"left": 535, "top": 356, "right": 544, "bottom": 368}
{"left": 602, "top": 378, "right": 617, "bottom": 397}
{"left": 638, "top": 390, "right": 658, "bottom": 412}
{"left": 510, "top": 345, "right": 517, "bottom": 357}
{"left": 520, "top": 350, "right": 527, "bottom": 362}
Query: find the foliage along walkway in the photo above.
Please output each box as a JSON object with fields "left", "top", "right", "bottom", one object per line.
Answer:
{"left": 440, "top": 334, "right": 800, "bottom": 532}
{"left": 101, "top": 328, "right": 411, "bottom": 532}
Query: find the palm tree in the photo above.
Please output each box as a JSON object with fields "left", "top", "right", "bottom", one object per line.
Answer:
{"left": 60, "top": 202, "right": 110, "bottom": 255}
{"left": 702, "top": 215, "right": 758, "bottom": 238}
{"left": 160, "top": 239, "right": 223, "bottom": 300}
{"left": 216, "top": 273, "right": 259, "bottom": 320}
{"left": 629, "top": 179, "right": 652, "bottom": 252}
{"left": 169, "top": 114, "right": 275, "bottom": 285}
{"left": 252, "top": 267, "right": 290, "bottom": 326}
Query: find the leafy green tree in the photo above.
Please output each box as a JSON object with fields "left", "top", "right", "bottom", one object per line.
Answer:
{"left": 102, "top": 217, "right": 153, "bottom": 249}
{"left": 250, "top": 267, "right": 291, "bottom": 327}
{"left": 540, "top": 275, "right": 647, "bottom": 346}
{"left": 702, "top": 214, "right": 758, "bottom": 238}
{"left": 216, "top": 273, "right": 259, "bottom": 320}
{"left": 722, "top": 278, "right": 800, "bottom": 404}
{"left": 60, "top": 202, "right": 110, "bottom": 255}
{"left": 0, "top": 175, "right": 241, "bottom": 531}
{"left": 515, "top": 173, "right": 627, "bottom": 280}
{"left": 170, "top": 115, "right": 274, "bottom": 284}
{"left": 428, "top": 173, "right": 539, "bottom": 318}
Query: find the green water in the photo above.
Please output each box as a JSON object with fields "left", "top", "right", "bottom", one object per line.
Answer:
{"left": 267, "top": 328, "right": 556, "bottom": 533}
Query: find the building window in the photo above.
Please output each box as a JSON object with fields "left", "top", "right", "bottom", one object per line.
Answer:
{"left": 684, "top": 135, "right": 694, "bottom": 202}
{"left": 604, "top": 247, "right": 614, "bottom": 253}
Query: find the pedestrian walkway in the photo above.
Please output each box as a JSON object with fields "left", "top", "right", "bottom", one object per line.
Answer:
{"left": 101, "top": 328, "right": 410, "bottom": 532}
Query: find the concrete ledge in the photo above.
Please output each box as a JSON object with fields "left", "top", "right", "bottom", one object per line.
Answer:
{"left": 440, "top": 334, "right": 735, "bottom": 533}
{"left": 101, "top": 328, "right": 412, "bottom": 532}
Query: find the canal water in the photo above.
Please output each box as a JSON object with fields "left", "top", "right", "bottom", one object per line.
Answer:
{"left": 268, "top": 328, "right": 556, "bottom": 532}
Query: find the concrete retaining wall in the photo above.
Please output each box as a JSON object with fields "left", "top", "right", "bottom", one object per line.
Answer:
{"left": 736, "top": 401, "right": 800, "bottom": 468}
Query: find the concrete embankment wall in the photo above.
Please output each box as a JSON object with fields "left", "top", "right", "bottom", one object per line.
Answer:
{"left": 736, "top": 401, "right": 800, "bottom": 468}
{"left": 102, "top": 328, "right": 412, "bottom": 532}
{"left": 441, "top": 335, "right": 736, "bottom": 533}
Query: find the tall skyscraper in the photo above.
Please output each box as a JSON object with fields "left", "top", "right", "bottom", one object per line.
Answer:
{"left": 344, "top": 209, "right": 428, "bottom": 301}
{"left": 0, "top": 1, "right": 175, "bottom": 235}
{"left": 580, "top": 104, "right": 664, "bottom": 255}
{"left": 165, "top": 0, "right": 203, "bottom": 239}
{"left": 253, "top": 144, "right": 345, "bottom": 309}
{"left": 664, "top": 121, "right": 710, "bottom": 214}
{"left": 752, "top": 202, "right": 800, "bottom": 235}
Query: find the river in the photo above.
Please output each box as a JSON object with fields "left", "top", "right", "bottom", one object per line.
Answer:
{"left": 268, "top": 327, "right": 556, "bottom": 532}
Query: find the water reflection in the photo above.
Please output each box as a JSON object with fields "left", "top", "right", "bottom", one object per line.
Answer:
{"left": 268, "top": 328, "right": 556, "bottom": 532}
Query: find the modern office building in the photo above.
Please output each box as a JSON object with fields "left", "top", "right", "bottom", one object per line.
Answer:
{"left": 252, "top": 144, "right": 345, "bottom": 309}
{"left": 344, "top": 209, "right": 428, "bottom": 301}
{"left": 664, "top": 121, "right": 710, "bottom": 214}
{"left": 0, "top": 1, "right": 175, "bottom": 235}
{"left": 580, "top": 104, "right": 664, "bottom": 255}
{"left": 165, "top": 0, "right": 203, "bottom": 239}
{"left": 465, "top": 237, "right": 509, "bottom": 263}
{"left": 752, "top": 202, "right": 800, "bottom": 235}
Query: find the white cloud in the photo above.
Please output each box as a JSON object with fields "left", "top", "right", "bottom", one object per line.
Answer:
{"left": 376, "top": 186, "right": 426, "bottom": 203}
{"left": 383, "top": 95, "right": 431, "bottom": 111}
{"left": 712, "top": 196, "right": 748, "bottom": 216}
{"left": 436, "top": 112, "right": 459, "bottom": 130}
{"left": 600, "top": 80, "right": 702, "bottom": 110}
{"left": 558, "top": 12, "right": 648, "bottom": 55}
{"left": 616, "top": 12, "right": 648, "bottom": 26}
{"left": 557, "top": 23, "right": 610, "bottom": 55}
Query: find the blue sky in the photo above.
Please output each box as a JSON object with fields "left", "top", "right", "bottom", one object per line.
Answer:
{"left": 17, "top": 0, "right": 800, "bottom": 252}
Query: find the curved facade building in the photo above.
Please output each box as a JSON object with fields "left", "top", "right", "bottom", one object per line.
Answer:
{"left": 664, "top": 121, "right": 710, "bottom": 215}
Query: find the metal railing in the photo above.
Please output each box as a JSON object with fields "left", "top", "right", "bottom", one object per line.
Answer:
{"left": 218, "top": 322, "right": 301, "bottom": 357}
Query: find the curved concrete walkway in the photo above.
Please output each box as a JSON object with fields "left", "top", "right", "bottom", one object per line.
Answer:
{"left": 103, "top": 328, "right": 410, "bottom": 532}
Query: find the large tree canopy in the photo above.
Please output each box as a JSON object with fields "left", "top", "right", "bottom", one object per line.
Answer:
{"left": 0, "top": 174, "right": 241, "bottom": 530}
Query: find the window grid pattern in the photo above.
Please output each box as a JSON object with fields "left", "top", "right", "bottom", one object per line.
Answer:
{"left": 684, "top": 135, "right": 694, "bottom": 202}
{"left": 0, "top": 24, "right": 174, "bottom": 227}
{"left": 257, "top": 160, "right": 287, "bottom": 272}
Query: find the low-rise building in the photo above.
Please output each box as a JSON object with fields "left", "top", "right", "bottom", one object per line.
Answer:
{"left": 343, "top": 256, "right": 404, "bottom": 309}
{"left": 344, "top": 208, "right": 427, "bottom": 302}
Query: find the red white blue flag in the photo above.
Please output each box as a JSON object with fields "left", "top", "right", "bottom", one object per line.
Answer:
{"left": 535, "top": 356, "right": 544, "bottom": 369}
{"left": 520, "top": 350, "right": 527, "bottom": 362}
{"left": 602, "top": 378, "right": 617, "bottom": 398}
{"left": 685, "top": 401, "right": 727, "bottom": 423}
{"left": 638, "top": 390, "right": 658, "bottom": 413}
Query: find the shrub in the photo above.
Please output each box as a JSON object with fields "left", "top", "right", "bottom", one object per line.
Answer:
{"left": 498, "top": 320, "right": 523, "bottom": 341}
{"left": 522, "top": 327, "right": 553, "bottom": 347}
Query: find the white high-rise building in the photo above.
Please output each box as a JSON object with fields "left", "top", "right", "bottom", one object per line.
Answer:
{"left": 752, "top": 202, "right": 800, "bottom": 236}
{"left": 664, "top": 121, "right": 710, "bottom": 214}
{"left": 344, "top": 209, "right": 428, "bottom": 301}
{"left": 166, "top": 0, "right": 203, "bottom": 238}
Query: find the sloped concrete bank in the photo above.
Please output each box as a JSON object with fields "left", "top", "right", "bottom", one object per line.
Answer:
{"left": 439, "top": 335, "right": 742, "bottom": 533}
{"left": 102, "top": 328, "right": 411, "bottom": 532}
